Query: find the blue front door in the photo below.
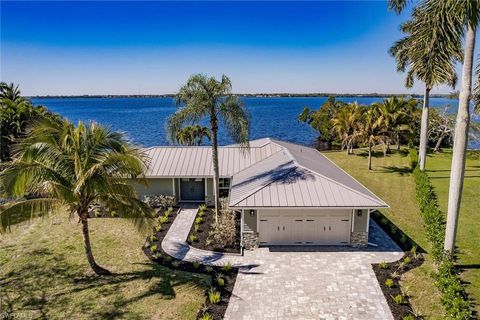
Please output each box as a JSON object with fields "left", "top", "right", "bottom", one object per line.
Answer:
{"left": 180, "top": 179, "right": 205, "bottom": 201}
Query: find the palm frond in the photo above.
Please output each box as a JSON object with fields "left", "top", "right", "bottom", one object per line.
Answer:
{"left": 0, "top": 198, "right": 61, "bottom": 232}
{"left": 219, "top": 96, "right": 250, "bottom": 149}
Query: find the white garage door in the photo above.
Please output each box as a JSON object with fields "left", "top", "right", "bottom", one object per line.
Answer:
{"left": 259, "top": 210, "right": 351, "bottom": 246}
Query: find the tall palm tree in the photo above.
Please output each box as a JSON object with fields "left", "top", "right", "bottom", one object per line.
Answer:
{"left": 331, "top": 102, "right": 363, "bottom": 154}
{"left": 389, "top": 7, "right": 461, "bottom": 171}
{"left": 0, "top": 117, "right": 154, "bottom": 275}
{"left": 356, "top": 106, "right": 386, "bottom": 170}
{"left": 389, "top": 0, "right": 480, "bottom": 255}
{"left": 168, "top": 74, "right": 249, "bottom": 220}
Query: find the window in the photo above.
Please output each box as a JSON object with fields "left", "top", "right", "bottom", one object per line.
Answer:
{"left": 219, "top": 178, "right": 231, "bottom": 198}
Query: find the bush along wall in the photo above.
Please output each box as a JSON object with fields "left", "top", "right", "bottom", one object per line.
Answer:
{"left": 412, "top": 166, "right": 474, "bottom": 319}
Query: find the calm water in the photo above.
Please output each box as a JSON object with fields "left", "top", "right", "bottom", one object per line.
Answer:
{"left": 31, "top": 96, "right": 479, "bottom": 149}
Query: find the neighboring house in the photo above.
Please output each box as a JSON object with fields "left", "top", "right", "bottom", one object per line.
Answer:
{"left": 136, "top": 138, "right": 388, "bottom": 248}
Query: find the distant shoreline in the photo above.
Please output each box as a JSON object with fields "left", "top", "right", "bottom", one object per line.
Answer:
{"left": 29, "top": 93, "right": 456, "bottom": 99}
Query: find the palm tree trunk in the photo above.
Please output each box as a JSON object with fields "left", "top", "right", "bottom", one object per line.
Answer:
{"left": 444, "top": 25, "right": 476, "bottom": 255}
{"left": 396, "top": 133, "right": 401, "bottom": 151}
{"left": 210, "top": 112, "right": 220, "bottom": 223}
{"left": 80, "top": 210, "right": 111, "bottom": 276}
{"left": 419, "top": 86, "right": 430, "bottom": 171}
{"left": 368, "top": 143, "right": 372, "bottom": 170}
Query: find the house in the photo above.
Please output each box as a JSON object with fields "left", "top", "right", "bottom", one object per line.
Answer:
{"left": 136, "top": 138, "right": 388, "bottom": 248}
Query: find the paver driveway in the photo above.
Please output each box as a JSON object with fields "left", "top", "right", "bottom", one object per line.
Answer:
{"left": 162, "top": 208, "right": 403, "bottom": 320}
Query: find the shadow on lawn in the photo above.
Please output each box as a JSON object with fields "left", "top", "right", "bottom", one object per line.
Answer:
{"left": 0, "top": 248, "right": 206, "bottom": 320}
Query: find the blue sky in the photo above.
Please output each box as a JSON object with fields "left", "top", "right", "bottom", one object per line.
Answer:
{"left": 0, "top": 1, "right": 458, "bottom": 95}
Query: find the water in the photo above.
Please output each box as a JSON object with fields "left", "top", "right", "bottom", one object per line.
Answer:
{"left": 30, "top": 96, "right": 479, "bottom": 149}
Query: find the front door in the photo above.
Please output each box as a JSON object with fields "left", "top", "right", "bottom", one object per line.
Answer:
{"left": 180, "top": 178, "right": 205, "bottom": 201}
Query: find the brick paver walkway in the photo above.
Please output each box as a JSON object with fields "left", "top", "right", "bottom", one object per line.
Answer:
{"left": 162, "top": 207, "right": 403, "bottom": 319}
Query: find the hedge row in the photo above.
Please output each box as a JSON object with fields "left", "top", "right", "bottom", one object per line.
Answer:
{"left": 410, "top": 149, "right": 473, "bottom": 319}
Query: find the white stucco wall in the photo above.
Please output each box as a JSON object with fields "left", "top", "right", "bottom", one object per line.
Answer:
{"left": 134, "top": 178, "right": 175, "bottom": 197}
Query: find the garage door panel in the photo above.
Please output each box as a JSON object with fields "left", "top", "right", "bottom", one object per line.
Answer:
{"left": 259, "top": 210, "right": 352, "bottom": 246}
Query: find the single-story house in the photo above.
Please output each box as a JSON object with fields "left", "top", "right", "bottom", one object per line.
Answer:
{"left": 136, "top": 138, "right": 388, "bottom": 248}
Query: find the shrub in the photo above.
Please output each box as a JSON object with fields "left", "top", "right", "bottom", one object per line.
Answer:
{"left": 200, "top": 313, "right": 213, "bottom": 320}
{"left": 195, "top": 217, "right": 204, "bottom": 224}
{"left": 216, "top": 276, "right": 225, "bottom": 287}
{"left": 189, "top": 234, "right": 197, "bottom": 243}
{"left": 159, "top": 216, "right": 168, "bottom": 224}
{"left": 391, "top": 294, "right": 406, "bottom": 305}
{"left": 155, "top": 224, "right": 162, "bottom": 232}
{"left": 209, "top": 209, "right": 236, "bottom": 247}
{"left": 198, "top": 210, "right": 205, "bottom": 217}
{"left": 150, "top": 234, "right": 157, "bottom": 242}
{"left": 164, "top": 255, "right": 172, "bottom": 263}
{"left": 143, "top": 194, "right": 176, "bottom": 209}
{"left": 205, "top": 266, "right": 214, "bottom": 273}
{"left": 402, "top": 315, "right": 415, "bottom": 320}
{"left": 222, "top": 262, "right": 233, "bottom": 273}
{"left": 164, "top": 210, "right": 171, "bottom": 218}
{"left": 150, "top": 245, "right": 158, "bottom": 253}
{"left": 193, "top": 261, "right": 200, "bottom": 269}
{"left": 152, "top": 253, "right": 162, "bottom": 260}
{"left": 199, "top": 204, "right": 207, "bottom": 211}
{"left": 403, "top": 256, "right": 412, "bottom": 265}
{"left": 390, "top": 271, "right": 400, "bottom": 279}
{"left": 172, "top": 260, "right": 180, "bottom": 268}
{"left": 205, "top": 238, "right": 213, "bottom": 246}
{"left": 194, "top": 223, "right": 200, "bottom": 232}
{"left": 208, "top": 289, "right": 221, "bottom": 304}
{"left": 385, "top": 278, "right": 394, "bottom": 288}
{"left": 378, "top": 261, "right": 388, "bottom": 269}
{"left": 408, "top": 148, "right": 418, "bottom": 172}
{"left": 410, "top": 245, "right": 418, "bottom": 260}
{"left": 380, "top": 217, "right": 389, "bottom": 225}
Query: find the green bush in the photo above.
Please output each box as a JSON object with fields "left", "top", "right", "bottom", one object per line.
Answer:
{"left": 403, "top": 256, "right": 411, "bottom": 265}
{"left": 192, "top": 260, "right": 200, "bottom": 269}
{"left": 199, "top": 204, "right": 207, "bottom": 211}
{"left": 155, "top": 224, "right": 162, "bottom": 232}
{"left": 402, "top": 315, "right": 415, "bottom": 320}
{"left": 208, "top": 289, "right": 221, "bottom": 304}
{"left": 150, "top": 234, "right": 157, "bottom": 242}
{"left": 159, "top": 216, "right": 168, "bottom": 224}
{"left": 221, "top": 262, "right": 233, "bottom": 273}
{"left": 150, "top": 245, "right": 158, "bottom": 253}
{"left": 391, "top": 294, "right": 406, "bottom": 305}
{"left": 379, "top": 261, "right": 388, "bottom": 269}
{"left": 385, "top": 278, "right": 394, "bottom": 288}
{"left": 200, "top": 313, "right": 213, "bottom": 320}
{"left": 189, "top": 234, "right": 197, "bottom": 242}
{"left": 195, "top": 217, "right": 204, "bottom": 224}
{"left": 205, "top": 266, "right": 214, "bottom": 273}
{"left": 409, "top": 148, "right": 418, "bottom": 171}
{"left": 411, "top": 165, "right": 472, "bottom": 318}
{"left": 194, "top": 223, "right": 200, "bottom": 232}
{"left": 164, "top": 210, "right": 171, "bottom": 218}
{"left": 216, "top": 276, "right": 225, "bottom": 287}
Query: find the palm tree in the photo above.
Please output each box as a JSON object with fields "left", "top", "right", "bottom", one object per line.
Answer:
{"left": 389, "top": 7, "right": 461, "bottom": 171}
{"left": 356, "top": 106, "right": 386, "bottom": 170}
{"left": 389, "top": 0, "right": 480, "bottom": 255}
{"left": 0, "top": 82, "right": 27, "bottom": 104}
{"left": 168, "top": 74, "right": 249, "bottom": 220}
{"left": 331, "top": 102, "right": 363, "bottom": 154}
{"left": 0, "top": 117, "right": 154, "bottom": 275}
{"left": 175, "top": 125, "right": 212, "bottom": 146}
{"left": 375, "top": 96, "right": 417, "bottom": 153}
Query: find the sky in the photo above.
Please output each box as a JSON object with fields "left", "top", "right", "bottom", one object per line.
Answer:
{"left": 0, "top": 1, "right": 461, "bottom": 96}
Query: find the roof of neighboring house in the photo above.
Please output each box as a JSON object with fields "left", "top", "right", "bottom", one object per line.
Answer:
{"left": 144, "top": 138, "right": 388, "bottom": 208}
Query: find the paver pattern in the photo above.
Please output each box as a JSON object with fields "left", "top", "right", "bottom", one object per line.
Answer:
{"left": 162, "top": 208, "right": 403, "bottom": 320}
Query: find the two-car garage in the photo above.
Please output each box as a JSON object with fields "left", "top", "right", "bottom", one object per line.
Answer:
{"left": 258, "top": 210, "right": 352, "bottom": 246}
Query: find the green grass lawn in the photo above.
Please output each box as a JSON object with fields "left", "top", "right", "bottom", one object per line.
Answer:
{"left": 0, "top": 212, "right": 209, "bottom": 319}
{"left": 326, "top": 147, "right": 479, "bottom": 318}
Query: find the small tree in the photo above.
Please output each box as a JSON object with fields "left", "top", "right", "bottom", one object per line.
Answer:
{"left": 356, "top": 106, "right": 386, "bottom": 170}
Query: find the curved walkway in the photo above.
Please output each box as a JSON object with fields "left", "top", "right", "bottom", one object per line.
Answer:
{"left": 162, "top": 207, "right": 403, "bottom": 320}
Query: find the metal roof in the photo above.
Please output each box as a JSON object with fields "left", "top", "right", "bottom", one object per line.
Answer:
{"left": 144, "top": 138, "right": 388, "bottom": 208}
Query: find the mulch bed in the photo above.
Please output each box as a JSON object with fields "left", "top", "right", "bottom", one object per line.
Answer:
{"left": 142, "top": 207, "right": 239, "bottom": 320}
{"left": 373, "top": 251, "right": 425, "bottom": 319}
{"left": 187, "top": 208, "right": 241, "bottom": 254}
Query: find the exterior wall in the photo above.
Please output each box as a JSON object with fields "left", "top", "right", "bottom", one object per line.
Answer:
{"left": 134, "top": 178, "right": 174, "bottom": 197}
{"left": 243, "top": 209, "right": 258, "bottom": 232}
{"left": 351, "top": 209, "right": 369, "bottom": 247}
{"left": 205, "top": 178, "right": 214, "bottom": 206}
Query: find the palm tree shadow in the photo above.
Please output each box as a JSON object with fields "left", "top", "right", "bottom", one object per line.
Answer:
{"left": 378, "top": 166, "right": 412, "bottom": 176}
{"left": 1, "top": 248, "right": 207, "bottom": 319}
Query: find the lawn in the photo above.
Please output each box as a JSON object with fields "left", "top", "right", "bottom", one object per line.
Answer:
{"left": 326, "top": 147, "right": 479, "bottom": 318}
{"left": 0, "top": 212, "right": 209, "bottom": 319}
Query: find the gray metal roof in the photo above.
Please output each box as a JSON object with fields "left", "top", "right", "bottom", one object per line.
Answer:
{"left": 144, "top": 138, "right": 387, "bottom": 208}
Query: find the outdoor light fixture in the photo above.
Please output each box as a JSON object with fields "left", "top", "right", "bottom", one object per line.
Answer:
{"left": 249, "top": 210, "right": 255, "bottom": 217}
{"left": 356, "top": 210, "right": 363, "bottom": 217}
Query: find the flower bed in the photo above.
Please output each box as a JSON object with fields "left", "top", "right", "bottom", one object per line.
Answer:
{"left": 143, "top": 207, "right": 239, "bottom": 320}
{"left": 187, "top": 205, "right": 241, "bottom": 254}
{"left": 373, "top": 250, "right": 425, "bottom": 319}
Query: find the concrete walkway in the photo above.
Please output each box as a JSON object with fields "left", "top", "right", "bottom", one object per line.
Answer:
{"left": 162, "top": 208, "right": 403, "bottom": 319}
